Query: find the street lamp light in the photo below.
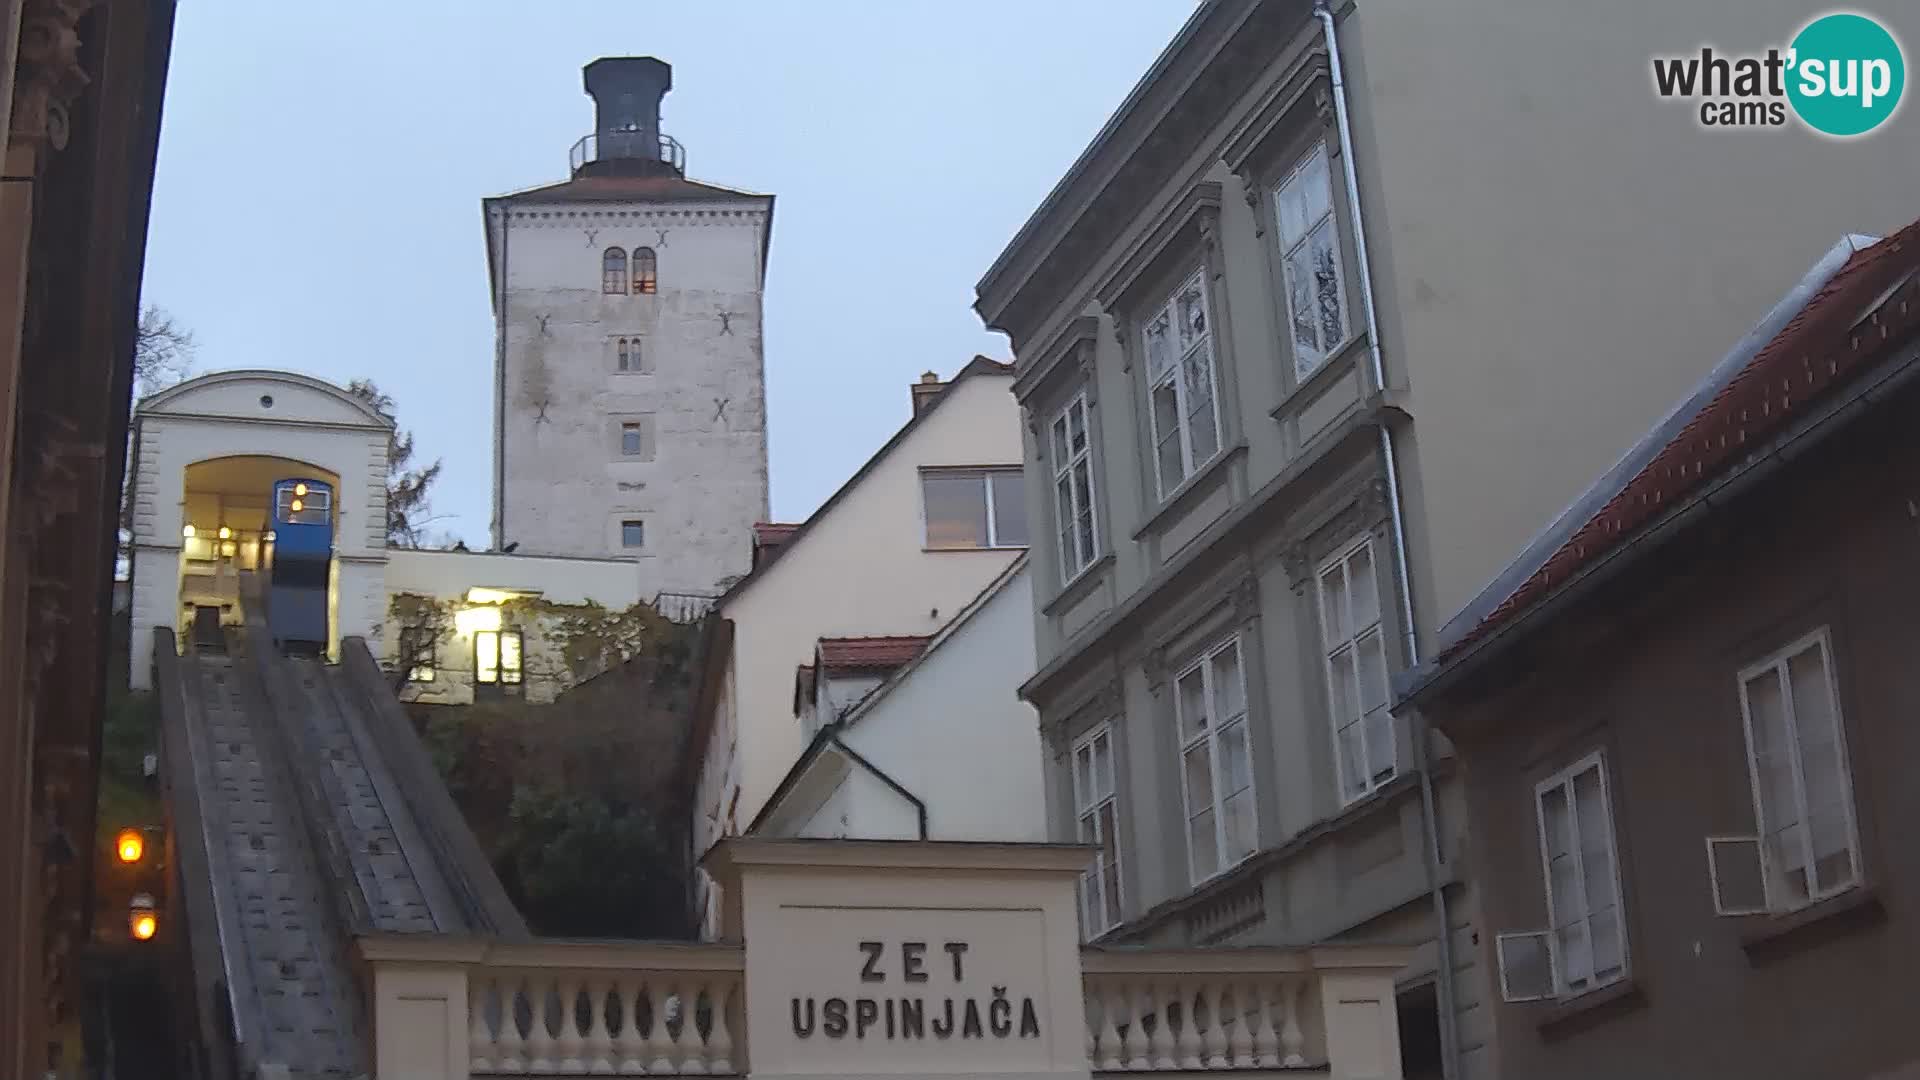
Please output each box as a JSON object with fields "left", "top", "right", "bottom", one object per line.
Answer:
{"left": 115, "top": 828, "right": 144, "bottom": 864}
{"left": 129, "top": 893, "right": 157, "bottom": 942}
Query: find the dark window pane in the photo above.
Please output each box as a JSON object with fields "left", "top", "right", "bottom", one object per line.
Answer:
{"left": 622, "top": 520, "right": 645, "bottom": 548}
{"left": 990, "top": 471, "right": 1027, "bottom": 547}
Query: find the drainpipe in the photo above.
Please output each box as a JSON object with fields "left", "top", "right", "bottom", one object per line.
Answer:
{"left": 1312, "top": 3, "right": 1461, "bottom": 1077}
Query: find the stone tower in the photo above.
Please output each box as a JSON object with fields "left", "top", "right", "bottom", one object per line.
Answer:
{"left": 483, "top": 57, "right": 772, "bottom": 597}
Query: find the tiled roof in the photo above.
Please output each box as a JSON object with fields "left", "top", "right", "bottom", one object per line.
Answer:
{"left": 753, "top": 522, "right": 800, "bottom": 545}
{"left": 816, "top": 636, "right": 932, "bottom": 672}
{"left": 492, "top": 174, "right": 767, "bottom": 205}
{"left": 1434, "top": 219, "right": 1920, "bottom": 668}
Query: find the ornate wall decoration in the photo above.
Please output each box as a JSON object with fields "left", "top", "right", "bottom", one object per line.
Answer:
{"left": 10, "top": 0, "right": 98, "bottom": 154}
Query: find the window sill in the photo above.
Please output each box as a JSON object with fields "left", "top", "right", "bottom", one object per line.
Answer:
{"left": 1270, "top": 333, "right": 1369, "bottom": 422}
{"left": 1131, "top": 442, "right": 1248, "bottom": 542}
{"left": 921, "top": 544, "right": 1030, "bottom": 554}
{"left": 1737, "top": 884, "right": 1884, "bottom": 967}
{"left": 1043, "top": 552, "right": 1115, "bottom": 617}
{"left": 1534, "top": 978, "right": 1646, "bottom": 1043}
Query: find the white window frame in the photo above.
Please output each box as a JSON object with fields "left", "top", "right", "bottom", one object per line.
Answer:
{"left": 1071, "top": 724, "right": 1123, "bottom": 937}
{"left": 1049, "top": 391, "right": 1100, "bottom": 584}
{"left": 1141, "top": 268, "right": 1223, "bottom": 499}
{"left": 1172, "top": 635, "right": 1257, "bottom": 885}
{"left": 1316, "top": 536, "right": 1396, "bottom": 804}
{"left": 1529, "top": 751, "right": 1629, "bottom": 1000}
{"left": 1727, "top": 627, "right": 1863, "bottom": 913}
{"left": 920, "top": 468, "right": 1028, "bottom": 550}
{"left": 1272, "top": 142, "right": 1350, "bottom": 380}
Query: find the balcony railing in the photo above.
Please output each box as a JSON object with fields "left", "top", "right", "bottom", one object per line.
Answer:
{"left": 359, "top": 936, "right": 1409, "bottom": 1079}
{"left": 570, "top": 131, "right": 687, "bottom": 175}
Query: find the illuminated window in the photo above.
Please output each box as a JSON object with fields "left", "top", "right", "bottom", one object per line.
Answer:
{"left": 474, "top": 629, "right": 523, "bottom": 687}
{"left": 621, "top": 519, "right": 645, "bottom": 549}
{"left": 921, "top": 468, "right": 1027, "bottom": 549}
{"left": 602, "top": 247, "right": 628, "bottom": 294}
{"left": 633, "top": 247, "right": 657, "bottom": 294}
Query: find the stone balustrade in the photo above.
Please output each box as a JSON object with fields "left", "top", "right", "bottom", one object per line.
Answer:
{"left": 1079, "top": 946, "right": 1405, "bottom": 1072}
{"left": 359, "top": 935, "right": 1408, "bottom": 1080}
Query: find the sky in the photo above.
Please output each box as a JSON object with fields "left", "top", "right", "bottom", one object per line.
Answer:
{"left": 141, "top": 1, "right": 1199, "bottom": 545}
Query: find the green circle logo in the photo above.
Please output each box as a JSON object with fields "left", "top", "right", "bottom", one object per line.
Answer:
{"left": 1787, "top": 12, "right": 1905, "bottom": 137}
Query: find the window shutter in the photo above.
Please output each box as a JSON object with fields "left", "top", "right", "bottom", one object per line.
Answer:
{"left": 1495, "top": 931, "right": 1555, "bottom": 1003}
{"left": 1705, "top": 836, "right": 1769, "bottom": 916}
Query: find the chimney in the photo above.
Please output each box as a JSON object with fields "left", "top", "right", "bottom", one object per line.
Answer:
{"left": 575, "top": 57, "right": 680, "bottom": 178}
{"left": 910, "top": 371, "right": 945, "bottom": 416}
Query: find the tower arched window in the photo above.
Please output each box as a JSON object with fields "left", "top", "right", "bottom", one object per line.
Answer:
{"left": 602, "top": 247, "right": 628, "bottom": 294}
{"left": 633, "top": 247, "right": 658, "bottom": 295}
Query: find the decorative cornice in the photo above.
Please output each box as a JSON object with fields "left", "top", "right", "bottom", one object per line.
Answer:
{"left": 1011, "top": 313, "right": 1100, "bottom": 404}
{"left": 1092, "top": 181, "right": 1225, "bottom": 314}
{"left": 10, "top": 0, "right": 97, "bottom": 153}
{"left": 497, "top": 207, "right": 767, "bottom": 228}
{"left": 1229, "top": 573, "right": 1260, "bottom": 624}
{"left": 1281, "top": 541, "right": 1314, "bottom": 594}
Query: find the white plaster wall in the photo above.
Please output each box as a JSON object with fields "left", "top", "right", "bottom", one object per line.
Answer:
{"left": 836, "top": 562, "right": 1045, "bottom": 843}
{"left": 126, "top": 372, "right": 390, "bottom": 688}
{"left": 713, "top": 373, "right": 1024, "bottom": 837}
{"left": 490, "top": 199, "right": 771, "bottom": 599}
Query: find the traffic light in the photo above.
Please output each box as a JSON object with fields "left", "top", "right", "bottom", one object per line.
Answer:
{"left": 128, "top": 893, "right": 157, "bottom": 942}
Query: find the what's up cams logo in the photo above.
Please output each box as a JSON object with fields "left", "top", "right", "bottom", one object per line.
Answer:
{"left": 1652, "top": 11, "right": 1905, "bottom": 136}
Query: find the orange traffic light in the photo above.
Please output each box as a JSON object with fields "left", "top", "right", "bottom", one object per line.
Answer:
{"left": 115, "top": 829, "right": 144, "bottom": 864}
{"left": 129, "top": 893, "right": 157, "bottom": 941}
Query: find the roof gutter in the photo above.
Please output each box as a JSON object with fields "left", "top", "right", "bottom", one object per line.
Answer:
{"left": 1402, "top": 330, "right": 1920, "bottom": 711}
{"left": 745, "top": 723, "right": 930, "bottom": 842}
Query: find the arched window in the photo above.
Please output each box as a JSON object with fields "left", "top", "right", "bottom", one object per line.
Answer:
{"left": 602, "top": 247, "right": 628, "bottom": 294}
{"left": 633, "top": 247, "right": 658, "bottom": 295}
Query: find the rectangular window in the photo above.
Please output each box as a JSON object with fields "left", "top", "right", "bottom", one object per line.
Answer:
{"left": 1734, "top": 628, "right": 1861, "bottom": 911}
{"left": 1318, "top": 537, "right": 1394, "bottom": 803}
{"left": 1049, "top": 392, "right": 1100, "bottom": 583}
{"left": 621, "top": 422, "right": 644, "bottom": 457}
{"left": 1534, "top": 753, "right": 1628, "bottom": 998}
{"left": 474, "top": 629, "right": 523, "bottom": 687}
{"left": 613, "top": 335, "right": 645, "bottom": 373}
{"left": 621, "top": 519, "right": 646, "bottom": 549}
{"left": 921, "top": 468, "right": 1028, "bottom": 550}
{"left": 1143, "top": 269, "right": 1222, "bottom": 499}
{"left": 1072, "top": 725, "right": 1123, "bottom": 936}
{"left": 1274, "top": 144, "right": 1349, "bottom": 380}
{"left": 1174, "top": 636, "right": 1255, "bottom": 883}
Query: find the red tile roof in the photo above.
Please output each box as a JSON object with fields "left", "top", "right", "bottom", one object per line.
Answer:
{"left": 1437, "top": 220, "right": 1920, "bottom": 666}
{"left": 816, "top": 636, "right": 932, "bottom": 673}
{"left": 753, "top": 522, "right": 801, "bottom": 546}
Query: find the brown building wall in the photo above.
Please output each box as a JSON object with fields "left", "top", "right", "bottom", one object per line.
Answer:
{"left": 1441, "top": 383, "right": 1920, "bottom": 1079}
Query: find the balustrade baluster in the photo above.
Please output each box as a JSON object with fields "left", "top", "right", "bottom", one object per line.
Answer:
{"left": 555, "top": 975, "right": 586, "bottom": 1071}
{"left": 1095, "top": 984, "right": 1123, "bottom": 1070}
{"left": 648, "top": 982, "right": 679, "bottom": 1074}
{"left": 497, "top": 976, "right": 528, "bottom": 1074}
{"left": 614, "top": 978, "right": 648, "bottom": 1074}
{"left": 1248, "top": 979, "right": 1279, "bottom": 1068}
{"left": 706, "top": 977, "right": 736, "bottom": 1074}
{"left": 1203, "top": 982, "right": 1229, "bottom": 1066}
{"left": 680, "top": 980, "right": 711, "bottom": 1075}
{"left": 583, "top": 978, "right": 615, "bottom": 1074}
{"left": 1278, "top": 979, "right": 1306, "bottom": 1067}
{"left": 1148, "top": 981, "right": 1176, "bottom": 1070}
{"left": 1176, "top": 982, "right": 1203, "bottom": 1070}
{"left": 1114, "top": 984, "right": 1140, "bottom": 1070}
{"left": 527, "top": 974, "right": 558, "bottom": 1073}
{"left": 1225, "top": 979, "right": 1254, "bottom": 1067}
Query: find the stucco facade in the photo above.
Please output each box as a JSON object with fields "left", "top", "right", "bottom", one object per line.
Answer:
{"left": 483, "top": 61, "right": 772, "bottom": 596}
{"left": 753, "top": 558, "right": 1048, "bottom": 846}
{"left": 974, "top": 4, "right": 1919, "bottom": 1079}
{"left": 690, "top": 364, "right": 1027, "bottom": 937}
{"left": 127, "top": 370, "right": 392, "bottom": 688}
